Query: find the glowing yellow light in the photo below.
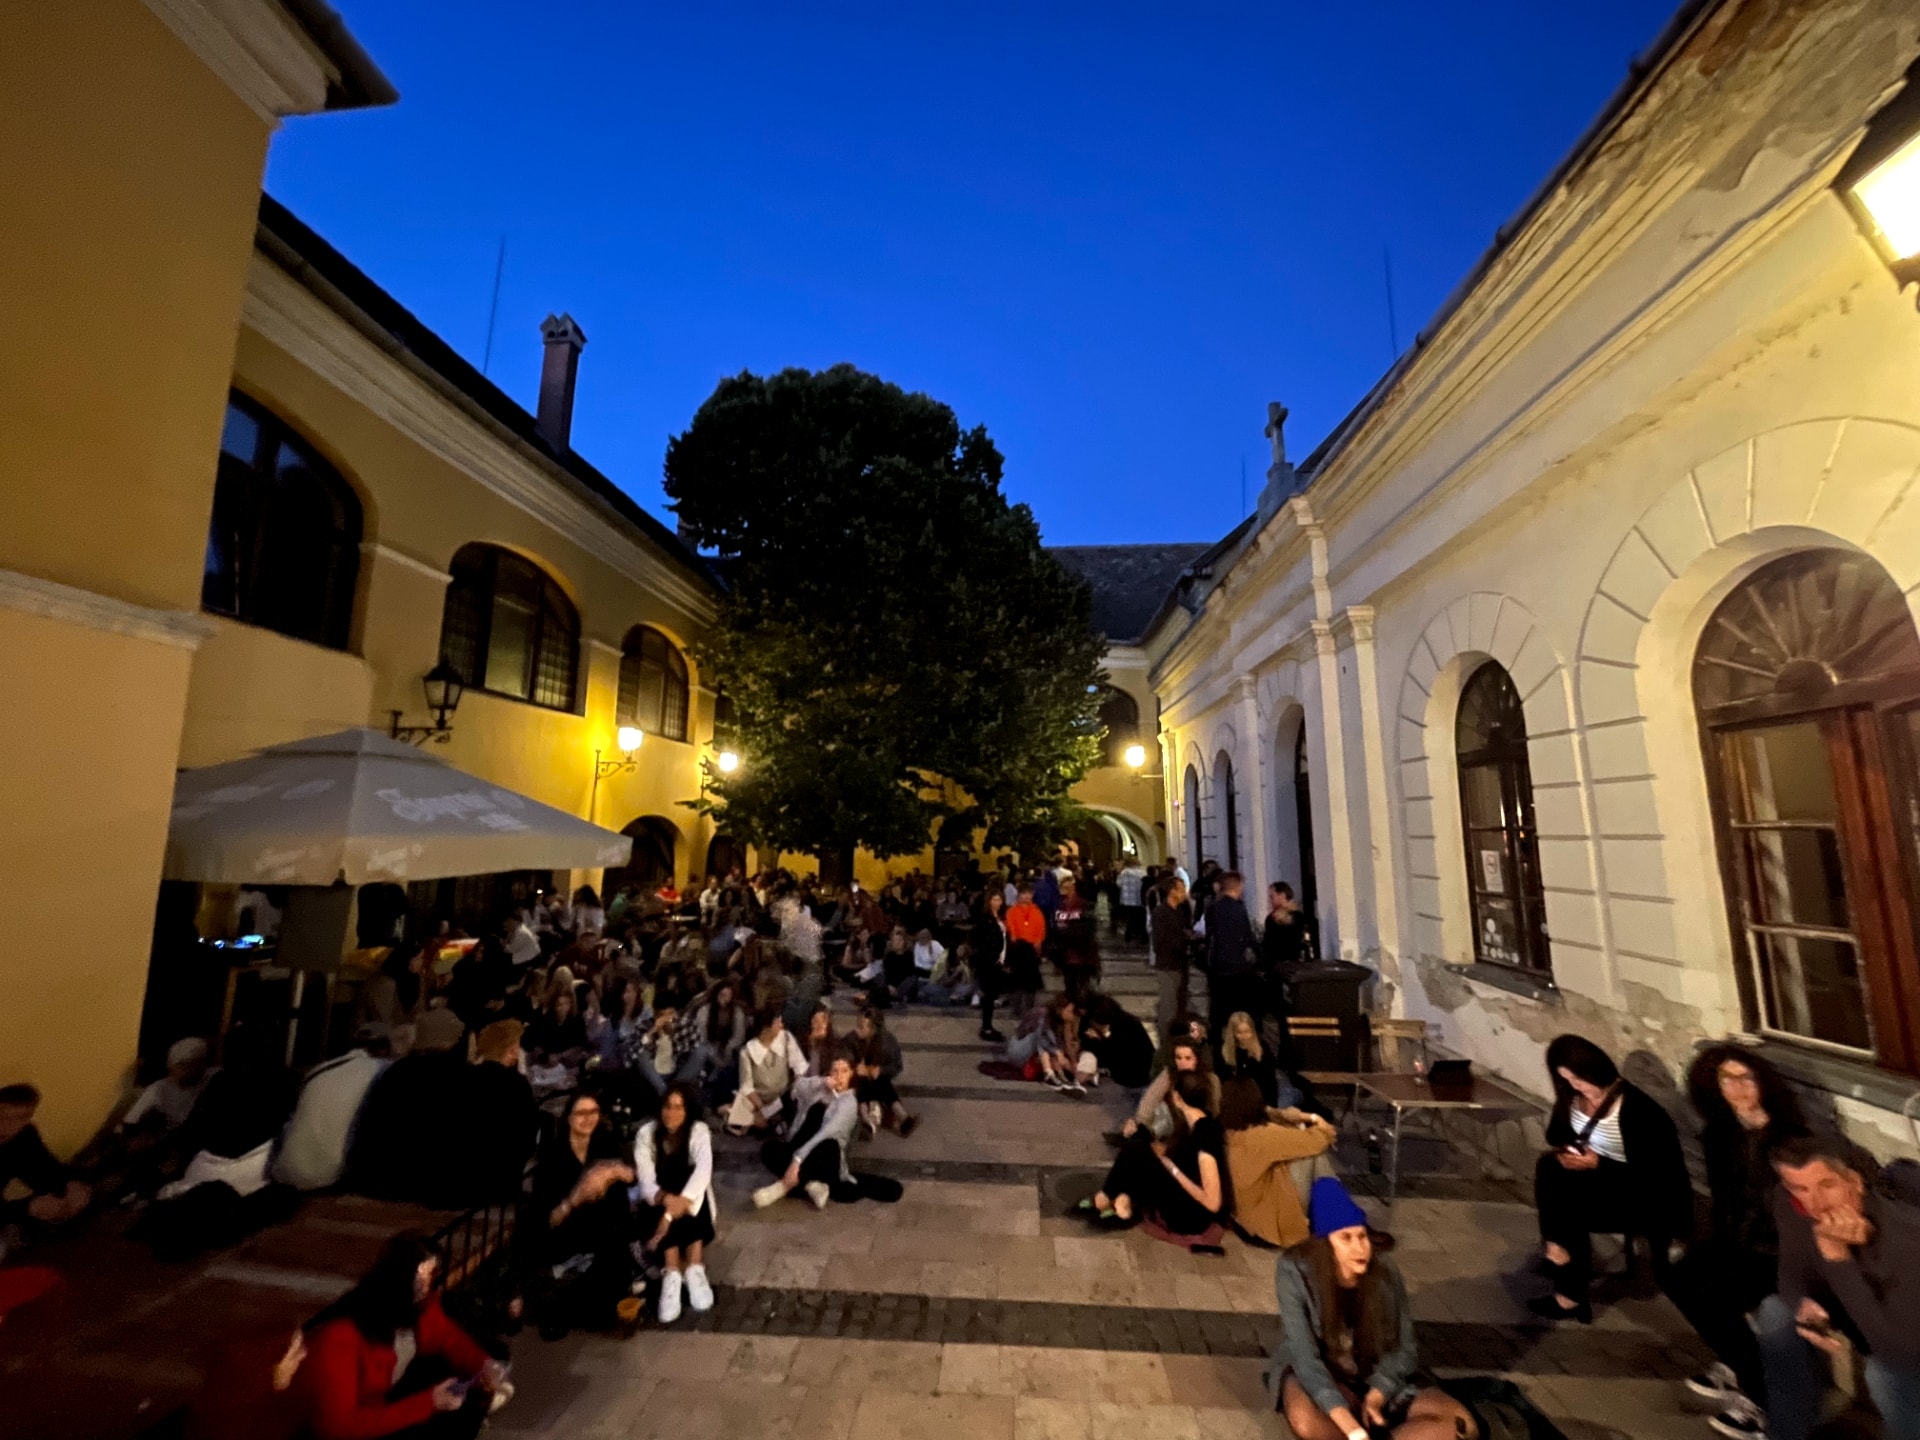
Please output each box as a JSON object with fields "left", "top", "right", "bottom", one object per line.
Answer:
{"left": 716, "top": 750, "right": 740, "bottom": 774}
{"left": 1123, "top": 743, "right": 1148, "bottom": 770}
{"left": 616, "top": 725, "right": 644, "bottom": 754}
{"left": 1853, "top": 130, "right": 1920, "bottom": 261}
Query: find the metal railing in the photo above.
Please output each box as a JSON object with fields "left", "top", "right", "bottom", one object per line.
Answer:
{"left": 431, "top": 1195, "right": 518, "bottom": 1294}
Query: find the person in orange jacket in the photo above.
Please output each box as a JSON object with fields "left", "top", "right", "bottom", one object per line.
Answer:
{"left": 1003, "top": 882, "right": 1048, "bottom": 1019}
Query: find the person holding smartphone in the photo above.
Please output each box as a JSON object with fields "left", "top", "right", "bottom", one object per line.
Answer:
{"left": 1751, "top": 1134, "right": 1920, "bottom": 1440}
{"left": 1530, "top": 1034, "right": 1690, "bottom": 1323}
{"left": 303, "top": 1234, "right": 505, "bottom": 1439}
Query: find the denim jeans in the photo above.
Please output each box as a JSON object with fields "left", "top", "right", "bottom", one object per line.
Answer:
{"left": 1004, "top": 1029, "right": 1058, "bottom": 1067}
{"left": 635, "top": 1042, "right": 713, "bottom": 1097}
{"left": 1756, "top": 1293, "right": 1920, "bottom": 1440}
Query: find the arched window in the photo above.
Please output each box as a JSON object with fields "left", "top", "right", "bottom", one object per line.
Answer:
{"left": 617, "top": 626, "right": 690, "bottom": 742}
{"left": 1695, "top": 548, "right": 1920, "bottom": 1071}
{"left": 1215, "top": 751, "right": 1240, "bottom": 871}
{"left": 1295, "top": 727, "right": 1319, "bottom": 938}
{"left": 1456, "top": 662, "right": 1550, "bottom": 975}
{"left": 1184, "top": 765, "right": 1203, "bottom": 873}
{"left": 202, "top": 391, "right": 361, "bottom": 649}
{"left": 437, "top": 544, "right": 578, "bottom": 710}
{"left": 1095, "top": 686, "right": 1141, "bottom": 767}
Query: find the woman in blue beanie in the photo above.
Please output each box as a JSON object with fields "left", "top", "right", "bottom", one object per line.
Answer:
{"left": 1272, "top": 1177, "right": 1476, "bottom": 1440}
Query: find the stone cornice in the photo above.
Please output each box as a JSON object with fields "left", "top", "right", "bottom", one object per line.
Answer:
{"left": 243, "top": 258, "right": 718, "bottom": 628}
{"left": 144, "top": 0, "right": 337, "bottom": 123}
{"left": 0, "top": 569, "right": 215, "bottom": 651}
{"left": 360, "top": 542, "right": 449, "bottom": 586}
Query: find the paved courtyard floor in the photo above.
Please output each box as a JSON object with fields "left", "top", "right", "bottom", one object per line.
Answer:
{"left": 487, "top": 945, "right": 1720, "bottom": 1440}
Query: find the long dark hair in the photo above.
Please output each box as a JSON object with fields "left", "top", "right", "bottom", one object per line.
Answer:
{"left": 652, "top": 1081, "right": 700, "bottom": 1160}
{"left": 1687, "top": 1043, "right": 1805, "bottom": 1136}
{"left": 1294, "top": 1234, "right": 1397, "bottom": 1381}
{"left": 1167, "top": 1068, "right": 1213, "bottom": 1147}
{"left": 1218, "top": 1076, "right": 1267, "bottom": 1132}
{"left": 703, "top": 981, "right": 738, "bottom": 1044}
{"left": 328, "top": 1233, "right": 438, "bottom": 1345}
{"left": 1545, "top": 1033, "right": 1619, "bottom": 1127}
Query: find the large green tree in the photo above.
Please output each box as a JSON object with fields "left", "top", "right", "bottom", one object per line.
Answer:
{"left": 664, "top": 364, "right": 1105, "bottom": 876}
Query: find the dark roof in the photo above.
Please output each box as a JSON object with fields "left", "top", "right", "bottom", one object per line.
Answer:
{"left": 1049, "top": 544, "right": 1214, "bottom": 645}
{"left": 254, "top": 196, "right": 720, "bottom": 597}
{"left": 280, "top": 0, "right": 399, "bottom": 110}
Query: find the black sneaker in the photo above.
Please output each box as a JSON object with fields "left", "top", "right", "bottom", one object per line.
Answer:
{"left": 1525, "top": 1293, "right": 1591, "bottom": 1324}
{"left": 979, "top": 1027, "right": 1006, "bottom": 1042}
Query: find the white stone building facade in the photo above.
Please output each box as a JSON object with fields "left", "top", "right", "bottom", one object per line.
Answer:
{"left": 1145, "top": 0, "right": 1920, "bottom": 1154}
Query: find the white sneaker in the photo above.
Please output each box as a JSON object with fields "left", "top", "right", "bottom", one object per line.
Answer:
{"left": 684, "top": 1264, "right": 714, "bottom": 1312}
{"left": 658, "top": 1268, "right": 683, "bottom": 1325}
{"left": 805, "top": 1180, "right": 831, "bottom": 1210}
{"left": 752, "top": 1180, "right": 786, "bottom": 1209}
{"left": 1685, "top": 1363, "right": 1740, "bottom": 1401}
{"left": 861, "top": 1101, "right": 882, "bottom": 1138}
{"left": 1707, "top": 1398, "right": 1766, "bottom": 1439}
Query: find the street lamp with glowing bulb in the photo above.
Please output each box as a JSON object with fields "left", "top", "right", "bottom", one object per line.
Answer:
{"left": 1839, "top": 59, "right": 1920, "bottom": 298}
{"left": 1123, "top": 742, "right": 1148, "bottom": 771}
{"left": 716, "top": 749, "right": 740, "bottom": 774}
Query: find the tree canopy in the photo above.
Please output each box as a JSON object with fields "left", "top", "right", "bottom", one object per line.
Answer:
{"left": 664, "top": 364, "right": 1105, "bottom": 873}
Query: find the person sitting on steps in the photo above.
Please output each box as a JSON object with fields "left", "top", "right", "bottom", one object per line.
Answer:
{"left": 1076, "top": 1069, "right": 1225, "bottom": 1232}
{"left": 753, "top": 1053, "right": 861, "bottom": 1210}
{"left": 844, "top": 1006, "right": 919, "bottom": 1138}
{"left": 632, "top": 1083, "right": 717, "bottom": 1326}
{"left": 1273, "top": 1178, "right": 1478, "bottom": 1440}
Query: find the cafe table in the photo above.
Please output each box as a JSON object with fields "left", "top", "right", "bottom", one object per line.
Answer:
{"left": 1354, "top": 1071, "right": 1528, "bottom": 1203}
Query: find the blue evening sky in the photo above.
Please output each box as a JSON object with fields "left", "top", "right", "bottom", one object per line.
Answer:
{"left": 268, "top": 1, "right": 1679, "bottom": 547}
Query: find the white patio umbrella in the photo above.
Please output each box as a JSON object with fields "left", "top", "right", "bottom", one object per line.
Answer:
{"left": 164, "top": 728, "right": 632, "bottom": 884}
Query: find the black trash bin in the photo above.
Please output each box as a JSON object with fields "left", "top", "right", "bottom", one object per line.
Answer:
{"left": 1279, "top": 961, "right": 1374, "bottom": 1072}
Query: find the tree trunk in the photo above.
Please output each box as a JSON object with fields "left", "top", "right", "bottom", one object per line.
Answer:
{"left": 817, "top": 841, "right": 857, "bottom": 889}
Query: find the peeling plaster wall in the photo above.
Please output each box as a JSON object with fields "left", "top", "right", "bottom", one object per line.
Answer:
{"left": 1149, "top": 0, "right": 1920, "bottom": 1158}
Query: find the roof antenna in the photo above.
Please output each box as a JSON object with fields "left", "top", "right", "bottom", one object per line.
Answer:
{"left": 481, "top": 236, "right": 507, "bottom": 376}
{"left": 1383, "top": 244, "right": 1400, "bottom": 359}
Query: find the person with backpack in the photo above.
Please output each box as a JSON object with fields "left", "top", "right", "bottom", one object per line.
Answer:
{"left": 1529, "top": 1034, "right": 1691, "bottom": 1323}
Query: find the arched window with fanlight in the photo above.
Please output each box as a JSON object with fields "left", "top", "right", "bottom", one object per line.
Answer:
{"left": 1096, "top": 686, "right": 1141, "bottom": 767}
{"left": 437, "top": 544, "right": 579, "bottom": 711}
{"left": 202, "top": 391, "right": 362, "bottom": 649}
{"left": 1695, "top": 548, "right": 1920, "bottom": 1073}
{"left": 617, "top": 625, "right": 690, "bottom": 741}
{"left": 1456, "top": 662, "right": 1550, "bottom": 975}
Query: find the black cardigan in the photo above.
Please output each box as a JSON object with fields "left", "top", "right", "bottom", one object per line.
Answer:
{"left": 1545, "top": 1081, "right": 1693, "bottom": 1238}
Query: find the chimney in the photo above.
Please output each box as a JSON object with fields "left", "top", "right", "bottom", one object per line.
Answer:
{"left": 536, "top": 313, "right": 588, "bottom": 451}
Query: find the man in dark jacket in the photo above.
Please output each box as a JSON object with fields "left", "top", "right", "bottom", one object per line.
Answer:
{"left": 1753, "top": 1134, "right": 1920, "bottom": 1440}
{"left": 1204, "top": 871, "right": 1262, "bottom": 1047}
{"left": 1149, "top": 878, "right": 1193, "bottom": 1042}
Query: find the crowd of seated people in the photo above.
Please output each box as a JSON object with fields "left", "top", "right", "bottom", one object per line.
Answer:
{"left": 24, "top": 852, "right": 1919, "bottom": 1440}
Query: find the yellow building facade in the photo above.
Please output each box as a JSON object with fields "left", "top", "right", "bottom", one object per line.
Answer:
{"left": 0, "top": 2, "right": 733, "bottom": 1154}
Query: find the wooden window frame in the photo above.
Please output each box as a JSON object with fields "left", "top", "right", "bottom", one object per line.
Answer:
{"left": 1454, "top": 662, "right": 1553, "bottom": 978}
{"left": 438, "top": 545, "right": 579, "bottom": 713}
{"left": 202, "top": 391, "right": 361, "bottom": 650}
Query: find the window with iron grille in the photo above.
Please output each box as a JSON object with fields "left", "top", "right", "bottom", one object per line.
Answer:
{"left": 437, "top": 544, "right": 578, "bottom": 712}
{"left": 202, "top": 392, "right": 362, "bottom": 649}
{"left": 617, "top": 625, "right": 690, "bottom": 741}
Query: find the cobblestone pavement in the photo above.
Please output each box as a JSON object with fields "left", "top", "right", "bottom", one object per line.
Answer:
{"left": 490, "top": 945, "right": 1720, "bottom": 1440}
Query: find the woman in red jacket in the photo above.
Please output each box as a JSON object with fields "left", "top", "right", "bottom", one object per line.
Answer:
{"left": 303, "top": 1234, "right": 503, "bottom": 1440}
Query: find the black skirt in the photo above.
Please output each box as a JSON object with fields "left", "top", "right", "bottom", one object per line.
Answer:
{"left": 637, "top": 1196, "right": 716, "bottom": 1252}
